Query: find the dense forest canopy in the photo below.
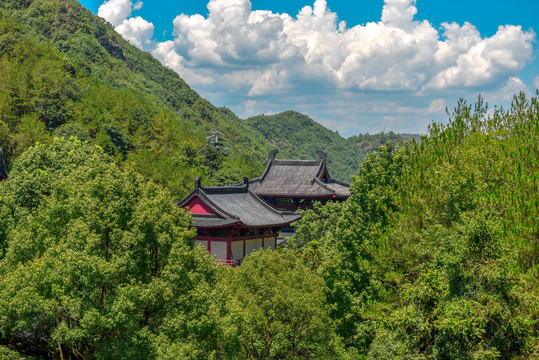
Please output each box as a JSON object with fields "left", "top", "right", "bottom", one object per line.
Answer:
{"left": 290, "top": 93, "right": 539, "bottom": 359}
{"left": 1, "top": 93, "right": 537, "bottom": 359}
{"left": 0, "top": 0, "right": 537, "bottom": 359}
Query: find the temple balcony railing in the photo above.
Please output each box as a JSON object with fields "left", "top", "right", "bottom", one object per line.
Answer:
{"left": 216, "top": 258, "right": 243, "bottom": 267}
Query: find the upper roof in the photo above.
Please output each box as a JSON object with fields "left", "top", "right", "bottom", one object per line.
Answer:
{"left": 249, "top": 150, "right": 350, "bottom": 197}
{"left": 178, "top": 177, "right": 301, "bottom": 229}
{"left": 0, "top": 148, "right": 7, "bottom": 181}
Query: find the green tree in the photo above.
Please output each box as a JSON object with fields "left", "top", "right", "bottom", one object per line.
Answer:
{"left": 53, "top": 122, "right": 91, "bottom": 142}
{"left": 0, "top": 138, "right": 220, "bottom": 359}
{"left": 221, "top": 250, "right": 346, "bottom": 360}
{"left": 291, "top": 93, "right": 538, "bottom": 357}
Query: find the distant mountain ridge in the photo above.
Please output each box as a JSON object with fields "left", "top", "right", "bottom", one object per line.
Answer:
{"left": 245, "top": 111, "right": 419, "bottom": 182}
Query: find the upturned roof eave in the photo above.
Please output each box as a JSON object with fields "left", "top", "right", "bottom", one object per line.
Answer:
{"left": 191, "top": 216, "right": 301, "bottom": 230}
{"left": 179, "top": 179, "right": 302, "bottom": 228}
{"left": 255, "top": 192, "right": 340, "bottom": 198}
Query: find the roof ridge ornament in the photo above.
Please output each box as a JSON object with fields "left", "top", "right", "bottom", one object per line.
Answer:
{"left": 195, "top": 176, "right": 202, "bottom": 190}
{"left": 243, "top": 176, "right": 249, "bottom": 188}
{"left": 268, "top": 149, "right": 278, "bottom": 161}
{"left": 317, "top": 150, "right": 326, "bottom": 162}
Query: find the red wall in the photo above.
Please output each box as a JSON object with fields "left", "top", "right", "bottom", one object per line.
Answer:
{"left": 183, "top": 196, "right": 214, "bottom": 214}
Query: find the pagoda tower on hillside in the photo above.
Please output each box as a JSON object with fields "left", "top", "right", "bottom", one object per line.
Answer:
{"left": 178, "top": 177, "right": 301, "bottom": 266}
{"left": 248, "top": 150, "right": 350, "bottom": 211}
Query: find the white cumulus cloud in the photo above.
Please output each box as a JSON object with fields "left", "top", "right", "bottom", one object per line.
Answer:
{"left": 427, "top": 25, "right": 535, "bottom": 89}
{"left": 98, "top": 0, "right": 133, "bottom": 27}
{"left": 98, "top": 0, "right": 154, "bottom": 50}
{"left": 151, "top": 0, "right": 534, "bottom": 97}
{"left": 116, "top": 16, "right": 154, "bottom": 50}
{"left": 485, "top": 76, "right": 530, "bottom": 103}
{"left": 533, "top": 76, "right": 539, "bottom": 90}
{"left": 97, "top": 0, "right": 536, "bottom": 134}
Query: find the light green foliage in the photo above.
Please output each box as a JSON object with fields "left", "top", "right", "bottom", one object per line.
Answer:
{"left": 221, "top": 250, "right": 346, "bottom": 360}
{"left": 0, "top": 345, "right": 35, "bottom": 360}
{"left": 0, "top": 139, "right": 220, "bottom": 359}
{"left": 53, "top": 123, "right": 91, "bottom": 142}
{"left": 292, "top": 93, "right": 539, "bottom": 358}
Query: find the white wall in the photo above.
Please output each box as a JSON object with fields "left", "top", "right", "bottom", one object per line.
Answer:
{"left": 211, "top": 241, "right": 227, "bottom": 260}
{"left": 264, "top": 236, "right": 276, "bottom": 250}
{"left": 231, "top": 240, "right": 243, "bottom": 260}
{"left": 194, "top": 240, "right": 208, "bottom": 250}
{"left": 245, "top": 239, "right": 256, "bottom": 255}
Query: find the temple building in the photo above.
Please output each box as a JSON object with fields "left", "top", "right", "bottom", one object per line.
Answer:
{"left": 0, "top": 148, "right": 7, "bottom": 181}
{"left": 178, "top": 177, "right": 301, "bottom": 266}
{"left": 249, "top": 150, "right": 350, "bottom": 211}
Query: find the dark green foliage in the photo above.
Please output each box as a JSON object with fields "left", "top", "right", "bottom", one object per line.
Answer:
{"left": 97, "top": 123, "right": 132, "bottom": 160}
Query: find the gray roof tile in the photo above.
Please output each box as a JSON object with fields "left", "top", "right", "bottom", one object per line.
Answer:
{"left": 178, "top": 178, "right": 301, "bottom": 228}
{"left": 249, "top": 150, "right": 350, "bottom": 197}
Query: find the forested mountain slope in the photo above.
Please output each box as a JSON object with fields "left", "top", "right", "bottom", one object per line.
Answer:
{"left": 348, "top": 131, "right": 421, "bottom": 152}
{"left": 0, "top": 0, "right": 276, "bottom": 196}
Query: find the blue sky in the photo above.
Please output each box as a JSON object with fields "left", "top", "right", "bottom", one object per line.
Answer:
{"left": 78, "top": 0, "right": 538, "bottom": 136}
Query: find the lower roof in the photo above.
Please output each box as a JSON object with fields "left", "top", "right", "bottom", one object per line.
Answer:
{"left": 178, "top": 177, "right": 301, "bottom": 229}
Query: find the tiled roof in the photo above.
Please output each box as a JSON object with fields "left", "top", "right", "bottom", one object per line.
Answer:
{"left": 249, "top": 150, "right": 350, "bottom": 197}
{"left": 178, "top": 177, "right": 301, "bottom": 229}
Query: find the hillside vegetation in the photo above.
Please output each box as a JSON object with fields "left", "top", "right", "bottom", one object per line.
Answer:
{"left": 0, "top": 0, "right": 413, "bottom": 192}
{"left": 348, "top": 131, "right": 421, "bottom": 152}
{"left": 1, "top": 0, "right": 536, "bottom": 359}
{"left": 291, "top": 93, "right": 539, "bottom": 358}
{"left": 0, "top": 0, "right": 276, "bottom": 196}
